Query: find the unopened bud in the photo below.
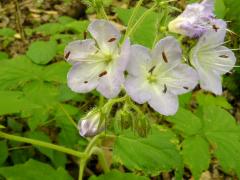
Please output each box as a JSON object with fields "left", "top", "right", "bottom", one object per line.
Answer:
{"left": 78, "top": 110, "right": 104, "bottom": 137}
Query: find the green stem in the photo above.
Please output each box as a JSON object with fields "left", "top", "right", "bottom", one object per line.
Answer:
{"left": 59, "top": 103, "right": 78, "bottom": 129}
{"left": 91, "top": 147, "right": 110, "bottom": 173}
{"left": 78, "top": 157, "right": 87, "bottom": 180}
{"left": 123, "top": 4, "right": 157, "bottom": 42}
{"left": 0, "top": 131, "right": 85, "bottom": 158}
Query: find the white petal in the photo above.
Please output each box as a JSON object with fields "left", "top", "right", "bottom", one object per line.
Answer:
{"left": 195, "top": 62, "right": 222, "bottom": 95}
{"left": 97, "top": 68, "right": 124, "bottom": 99}
{"left": 197, "top": 20, "right": 227, "bottom": 50}
{"left": 67, "top": 62, "right": 106, "bottom": 93}
{"left": 96, "top": 39, "right": 131, "bottom": 99}
{"left": 148, "top": 87, "right": 179, "bottom": 116}
{"left": 163, "top": 64, "right": 199, "bottom": 95}
{"left": 152, "top": 36, "right": 182, "bottom": 66}
{"left": 64, "top": 39, "right": 97, "bottom": 64}
{"left": 213, "top": 46, "right": 236, "bottom": 74}
{"left": 127, "top": 45, "right": 151, "bottom": 76}
{"left": 125, "top": 75, "right": 151, "bottom": 104}
{"left": 88, "top": 20, "right": 120, "bottom": 54}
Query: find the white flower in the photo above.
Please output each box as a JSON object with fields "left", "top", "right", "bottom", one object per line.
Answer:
{"left": 168, "top": 0, "right": 225, "bottom": 38}
{"left": 78, "top": 110, "right": 104, "bottom": 137}
{"left": 190, "top": 22, "right": 236, "bottom": 95}
{"left": 64, "top": 20, "right": 130, "bottom": 98}
{"left": 125, "top": 36, "right": 198, "bottom": 115}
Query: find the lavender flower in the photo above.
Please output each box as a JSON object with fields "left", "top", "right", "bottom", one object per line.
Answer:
{"left": 125, "top": 36, "right": 198, "bottom": 115}
{"left": 168, "top": 0, "right": 225, "bottom": 38}
{"left": 64, "top": 20, "right": 130, "bottom": 98}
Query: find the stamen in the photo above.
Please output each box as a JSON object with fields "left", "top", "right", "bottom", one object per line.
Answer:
{"left": 83, "top": 31, "right": 87, "bottom": 39}
{"left": 65, "top": 51, "right": 71, "bottom": 59}
{"left": 98, "top": 71, "right": 108, "bottom": 77}
{"left": 219, "top": 55, "right": 229, "bottom": 58}
{"left": 108, "top": 37, "right": 117, "bottom": 42}
{"left": 163, "top": 84, "right": 167, "bottom": 94}
{"left": 148, "top": 66, "right": 156, "bottom": 74}
{"left": 162, "top": 51, "right": 168, "bottom": 63}
{"left": 84, "top": 81, "right": 88, "bottom": 84}
{"left": 212, "top": 24, "right": 219, "bottom": 32}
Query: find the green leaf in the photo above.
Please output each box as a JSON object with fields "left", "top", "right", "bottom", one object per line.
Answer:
{"left": 0, "top": 52, "right": 8, "bottom": 61}
{"left": 35, "top": 23, "right": 64, "bottom": 35}
{"left": 0, "top": 56, "right": 42, "bottom": 90}
{"left": 167, "top": 108, "right": 202, "bottom": 136}
{"left": 215, "top": 0, "right": 226, "bottom": 18}
{"left": 65, "top": 20, "right": 89, "bottom": 35}
{"left": 42, "top": 61, "right": 70, "bottom": 83}
{"left": 196, "top": 92, "right": 232, "bottom": 110}
{"left": 113, "top": 126, "right": 182, "bottom": 174}
{"left": 0, "top": 125, "right": 5, "bottom": 129}
{"left": 203, "top": 106, "right": 240, "bottom": 177}
{"left": 182, "top": 136, "right": 210, "bottom": 179}
{"left": 8, "top": 118, "right": 23, "bottom": 132}
{"left": 0, "top": 159, "right": 73, "bottom": 180}
{"left": 27, "top": 131, "right": 54, "bottom": 160}
{"left": 0, "top": 91, "right": 30, "bottom": 115}
{"left": 89, "top": 170, "right": 149, "bottom": 180}
{"left": 0, "top": 28, "right": 16, "bottom": 37}
{"left": 0, "top": 140, "right": 8, "bottom": 165}
{"left": 116, "top": 7, "right": 158, "bottom": 47}
{"left": 58, "top": 16, "right": 76, "bottom": 24}
{"left": 27, "top": 41, "right": 57, "bottom": 65}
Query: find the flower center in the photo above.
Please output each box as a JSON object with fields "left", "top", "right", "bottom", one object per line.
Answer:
{"left": 104, "top": 54, "right": 113, "bottom": 63}
{"left": 147, "top": 74, "right": 157, "bottom": 83}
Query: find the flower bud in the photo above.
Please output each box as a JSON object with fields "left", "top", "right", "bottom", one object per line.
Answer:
{"left": 78, "top": 110, "right": 104, "bottom": 137}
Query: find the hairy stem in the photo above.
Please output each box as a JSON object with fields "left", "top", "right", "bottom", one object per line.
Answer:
{"left": 0, "top": 131, "right": 85, "bottom": 158}
{"left": 14, "top": 0, "right": 26, "bottom": 40}
{"left": 91, "top": 147, "right": 110, "bottom": 173}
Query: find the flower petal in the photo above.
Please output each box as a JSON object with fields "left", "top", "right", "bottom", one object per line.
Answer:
{"left": 127, "top": 44, "right": 151, "bottom": 76}
{"left": 67, "top": 62, "right": 106, "bottom": 93}
{"left": 163, "top": 64, "right": 199, "bottom": 95}
{"left": 148, "top": 87, "right": 179, "bottom": 115}
{"left": 195, "top": 61, "right": 222, "bottom": 95}
{"left": 96, "top": 39, "right": 131, "bottom": 99}
{"left": 64, "top": 39, "right": 97, "bottom": 64}
{"left": 88, "top": 20, "right": 121, "bottom": 54}
{"left": 125, "top": 75, "right": 151, "bottom": 104}
{"left": 152, "top": 36, "right": 182, "bottom": 66}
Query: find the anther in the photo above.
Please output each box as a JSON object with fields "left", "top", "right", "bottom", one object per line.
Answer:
{"left": 163, "top": 84, "right": 167, "bottom": 93}
{"left": 83, "top": 31, "right": 87, "bottom": 39}
{"left": 212, "top": 24, "right": 219, "bottom": 32}
{"left": 65, "top": 51, "right": 71, "bottom": 59}
{"left": 84, "top": 81, "right": 88, "bottom": 84}
{"left": 108, "top": 37, "right": 116, "bottom": 42}
{"left": 98, "top": 71, "right": 108, "bottom": 77}
{"left": 148, "top": 66, "right": 156, "bottom": 74}
{"left": 183, "top": 86, "right": 189, "bottom": 90}
{"left": 219, "top": 55, "right": 229, "bottom": 58}
{"left": 162, "top": 51, "right": 168, "bottom": 63}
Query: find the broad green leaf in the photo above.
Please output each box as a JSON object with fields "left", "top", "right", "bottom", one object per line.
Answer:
{"left": 52, "top": 151, "right": 67, "bottom": 168}
{"left": 113, "top": 126, "right": 182, "bottom": 174}
{"left": 42, "top": 61, "right": 70, "bottom": 83}
{"left": 89, "top": 170, "right": 149, "bottom": 180}
{"left": 182, "top": 136, "right": 210, "bottom": 179}
{"left": 214, "top": 0, "right": 226, "bottom": 18}
{"left": 179, "top": 93, "right": 192, "bottom": 107}
{"left": 116, "top": 7, "right": 158, "bottom": 47}
{"left": 196, "top": 92, "right": 232, "bottom": 110}
{"left": 0, "top": 140, "right": 8, "bottom": 165}
{"left": 27, "top": 131, "right": 54, "bottom": 160}
{"left": 0, "top": 28, "right": 16, "bottom": 37}
{"left": 0, "top": 52, "right": 8, "bottom": 60}
{"left": 0, "top": 159, "right": 73, "bottom": 180}
{"left": 0, "top": 91, "right": 31, "bottom": 115}
{"left": 35, "top": 23, "right": 64, "bottom": 35}
{"left": 27, "top": 40, "right": 57, "bottom": 65}
{"left": 0, "top": 56, "right": 42, "bottom": 90}
{"left": 203, "top": 106, "right": 240, "bottom": 177}
{"left": 58, "top": 16, "right": 76, "bottom": 24}
{"left": 65, "top": 20, "right": 89, "bottom": 35}
{"left": 167, "top": 108, "right": 202, "bottom": 136}
{"left": 7, "top": 118, "right": 23, "bottom": 132}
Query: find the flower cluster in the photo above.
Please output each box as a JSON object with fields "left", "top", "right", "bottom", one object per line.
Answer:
{"left": 64, "top": 0, "right": 236, "bottom": 137}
